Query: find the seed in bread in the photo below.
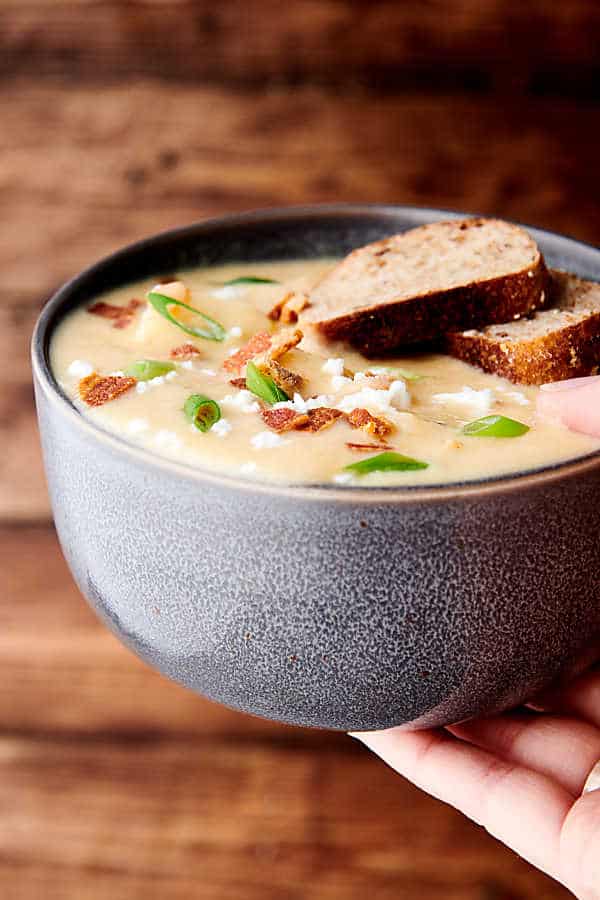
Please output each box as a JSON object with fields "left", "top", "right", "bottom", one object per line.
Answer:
{"left": 446, "top": 271, "right": 600, "bottom": 385}
{"left": 304, "top": 218, "right": 548, "bottom": 353}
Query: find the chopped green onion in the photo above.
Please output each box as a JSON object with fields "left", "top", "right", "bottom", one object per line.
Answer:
{"left": 344, "top": 451, "right": 429, "bottom": 475}
{"left": 184, "top": 394, "right": 221, "bottom": 433}
{"left": 462, "top": 415, "right": 530, "bottom": 438}
{"left": 215, "top": 276, "right": 280, "bottom": 287}
{"left": 147, "top": 291, "right": 226, "bottom": 342}
{"left": 125, "top": 359, "right": 175, "bottom": 381}
{"left": 245, "top": 361, "right": 289, "bottom": 404}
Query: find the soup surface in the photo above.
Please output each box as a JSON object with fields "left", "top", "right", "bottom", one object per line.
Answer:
{"left": 51, "top": 259, "right": 600, "bottom": 486}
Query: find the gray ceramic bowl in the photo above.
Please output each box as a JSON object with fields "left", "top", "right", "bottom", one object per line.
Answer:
{"left": 32, "top": 205, "right": 600, "bottom": 731}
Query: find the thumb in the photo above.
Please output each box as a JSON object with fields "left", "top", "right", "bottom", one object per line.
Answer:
{"left": 537, "top": 376, "right": 600, "bottom": 438}
{"left": 559, "top": 772, "right": 600, "bottom": 898}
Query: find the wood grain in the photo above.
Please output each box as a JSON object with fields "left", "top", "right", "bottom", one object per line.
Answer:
{"left": 0, "top": 734, "right": 568, "bottom": 900}
{"left": 5, "top": 83, "right": 599, "bottom": 297}
{"left": 1, "top": 0, "right": 599, "bottom": 94}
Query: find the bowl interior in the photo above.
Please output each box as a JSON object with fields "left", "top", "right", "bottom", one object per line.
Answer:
{"left": 32, "top": 204, "right": 600, "bottom": 496}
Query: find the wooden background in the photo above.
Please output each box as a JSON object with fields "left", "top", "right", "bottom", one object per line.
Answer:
{"left": 2, "top": 2, "right": 599, "bottom": 897}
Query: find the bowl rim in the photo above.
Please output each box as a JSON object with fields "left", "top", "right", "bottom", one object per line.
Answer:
{"left": 31, "top": 202, "right": 600, "bottom": 505}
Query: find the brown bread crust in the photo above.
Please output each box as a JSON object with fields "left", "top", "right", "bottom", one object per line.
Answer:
{"left": 447, "top": 313, "right": 600, "bottom": 385}
{"left": 306, "top": 219, "right": 549, "bottom": 353}
{"left": 317, "top": 263, "right": 549, "bottom": 354}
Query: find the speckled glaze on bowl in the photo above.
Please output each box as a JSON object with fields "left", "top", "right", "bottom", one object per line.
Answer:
{"left": 32, "top": 205, "right": 600, "bottom": 731}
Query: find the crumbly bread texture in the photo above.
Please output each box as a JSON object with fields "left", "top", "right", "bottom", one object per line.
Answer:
{"left": 447, "top": 271, "right": 600, "bottom": 384}
{"left": 304, "top": 218, "right": 548, "bottom": 353}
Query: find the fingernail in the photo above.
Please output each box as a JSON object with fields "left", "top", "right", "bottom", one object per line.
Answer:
{"left": 540, "top": 375, "right": 600, "bottom": 393}
{"left": 583, "top": 761, "right": 600, "bottom": 794}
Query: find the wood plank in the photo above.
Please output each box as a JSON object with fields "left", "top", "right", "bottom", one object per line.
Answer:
{"left": 4, "top": 83, "right": 599, "bottom": 297}
{"left": 1, "top": 1, "right": 599, "bottom": 93}
{"left": 4, "top": 83, "right": 599, "bottom": 523}
{"left": 0, "top": 734, "right": 569, "bottom": 900}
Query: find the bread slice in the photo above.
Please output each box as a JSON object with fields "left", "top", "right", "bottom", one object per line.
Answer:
{"left": 446, "top": 271, "right": 600, "bottom": 385}
{"left": 304, "top": 218, "right": 548, "bottom": 353}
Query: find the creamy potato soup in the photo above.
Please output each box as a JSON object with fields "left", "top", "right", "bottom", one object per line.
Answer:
{"left": 51, "top": 260, "right": 600, "bottom": 486}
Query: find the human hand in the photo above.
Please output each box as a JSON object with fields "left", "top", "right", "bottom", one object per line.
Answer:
{"left": 537, "top": 375, "right": 600, "bottom": 437}
{"left": 352, "top": 376, "right": 600, "bottom": 897}
{"left": 350, "top": 668, "right": 600, "bottom": 896}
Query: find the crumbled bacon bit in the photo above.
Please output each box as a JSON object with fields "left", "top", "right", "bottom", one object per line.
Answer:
{"left": 261, "top": 407, "right": 309, "bottom": 433}
{"left": 87, "top": 298, "right": 144, "bottom": 329}
{"left": 347, "top": 408, "right": 394, "bottom": 438}
{"left": 229, "top": 377, "right": 247, "bottom": 389}
{"left": 298, "top": 407, "right": 344, "bottom": 433}
{"left": 170, "top": 343, "right": 201, "bottom": 360}
{"left": 258, "top": 359, "right": 303, "bottom": 394}
{"left": 346, "top": 442, "right": 392, "bottom": 452}
{"left": 78, "top": 373, "right": 136, "bottom": 407}
{"left": 223, "top": 331, "right": 272, "bottom": 373}
{"left": 266, "top": 328, "right": 303, "bottom": 361}
{"left": 261, "top": 405, "right": 343, "bottom": 434}
{"left": 268, "top": 292, "right": 311, "bottom": 324}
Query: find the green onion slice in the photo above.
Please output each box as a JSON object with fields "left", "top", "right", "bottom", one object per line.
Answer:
{"left": 184, "top": 394, "right": 221, "bottom": 433}
{"left": 245, "top": 361, "right": 289, "bottom": 404}
{"left": 215, "top": 276, "right": 280, "bottom": 287}
{"left": 462, "top": 415, "right": 530, "bottom": 438}
{"left": 125, "top": 359, "right": 175, "bottom": 381}
{"left": 147, "top": 291, "right": 226, "bottom": 342}
{"left": 345, "top": 451, "right": 429, "bottom": 475}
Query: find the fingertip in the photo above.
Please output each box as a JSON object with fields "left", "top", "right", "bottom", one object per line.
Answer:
{"left": 583, "top": 761, "right": 600, "bottom": 794}
{"left": 536, "top": 376, "right": 600, "bottom": 437}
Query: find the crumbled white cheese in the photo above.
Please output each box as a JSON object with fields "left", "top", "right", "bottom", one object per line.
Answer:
{"left": 136, "top": 374, "right": 168, "bottom": 393}
{"left": 127, "top": 418, "right": 149, "bottom": 435}
{"left": 239, "top": 461, "right": 258, "bottom": 476}
{"left": 210, "top": 285, "right": 242, "bottom": 300}
{"left": 227, "top": 325, "right": 243, "bottom": 339}
{"left": 274, "top": 392, "right": 334, "bottom": 414}
{"left": 211, "top": 418, "right": 232, "bottom": 438}
{"left": 333, "top": 473, "right": 354, "bottom": 485}
{"left": 331, "top": 374, "right": 353, "bottom": 391}
{"left": 432, "top": 386, "right": 494, "bottom": 416}
{"left": 251, "top": 431, "right": 286, "bottom": 449}
{"left": 321, "top": 358, "right": 345, "bottom": 376}
{"left": 388, "top": 380, "right": 411, "bottom": 410}
{"left": 221, "top": 390, "right": 260, "bottom": 413}
{"left": 165, "top": 370, "right": 178, "bottom": 382}
{"left": 67, "top": 360, "right": 94, "bottom": 378}
{"left": 179, "top": 360, "right": 194, "bottom": 370}
{"left": 227, "top": 347, "right": 240, "bottom": 357}
{"left": 109, "top": 370, "right": 125, "bottom": 377}
{"left": 353, "top": 372, "right": 368, "bottom": 383}
{"left": 499, "top": 389, "right": 529, "bottom": 406}
{"left": 198, "top": 368, "right": 216, "bottom": 377}
{"left": 336, "top": 380, "right": 410, "bottom": 414}
{"left": 154, "top": 429, "right": 182, "bottom": 450}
